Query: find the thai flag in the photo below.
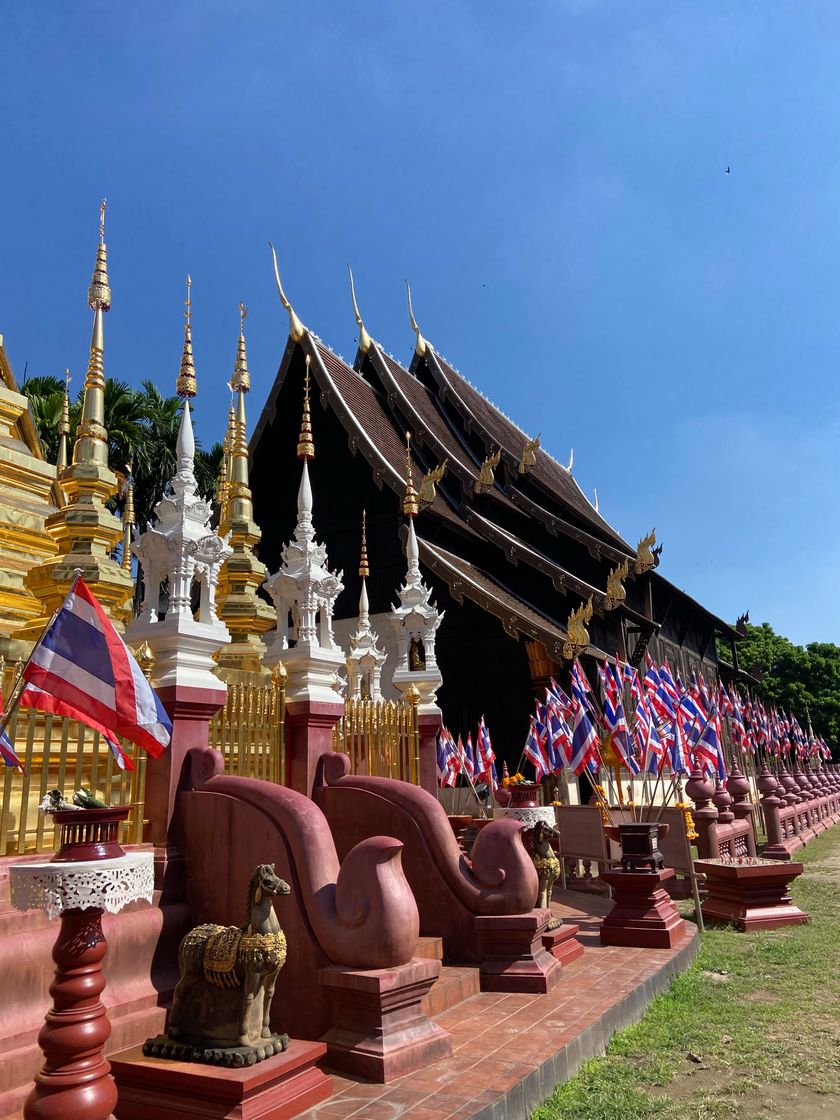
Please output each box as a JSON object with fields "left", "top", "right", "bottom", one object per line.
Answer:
{"left": 546, "top": 704, "right": 570, "bottom": 774}
{"left": 569, "top": 702, "right": 599, "bottom": 776}
{"left": 609, "top": 696, "right": 640, "bottom": 775}
{"left": 458, "top": 734, "right": 474, "bottom": 780}
{"left": 477, "top": 717, "right": 495, "bottom": 774}
{"left": 524, "top": 716, "right": 549, "bottom": 778}
{"left": 437, "top": 729, "right": 459, "bottom": 787}
{"left": 670, "top": 712, "right": 689, "bottom": 775}
{"left": 0, "top": 694, "right": 23, "bottom": 772}
{"left": 19, "top": 681, "right": 135, "bottom": 771}
{"left": 696, "top": 717, "right": 725, "bottom": 779}
{"left": 548, "top": 678, "right": 574, "bottom": 717}
{"left": 571, "top": 660, "right": 593, "bottom": 710}
{"left": 21, "top": 576, "right": 171, "bottom": 760}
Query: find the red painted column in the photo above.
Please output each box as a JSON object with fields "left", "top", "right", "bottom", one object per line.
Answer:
{"left": 24, "top": 906, "right": 116, "bottom": 1120}
{"left": 417, "top": 710, "right": 442, "bottom": 796}
{"left": 144, "top": 684, "right": 227, "bottom": 847}
{"left": 285, "top": 699, "right": 344, "bottom": 799}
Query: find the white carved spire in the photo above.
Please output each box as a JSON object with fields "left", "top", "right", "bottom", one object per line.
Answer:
{"left": 126, "top": 281, "right": 232, "bottom": 690}
{"left": 346, "top": 511, "right": 386, "bottom": 701}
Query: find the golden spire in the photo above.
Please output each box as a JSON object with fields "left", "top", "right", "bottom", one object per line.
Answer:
{"left": 88, "top": 198, "right": 111, "bottom": 311}
{"left": 405, "top": 280, "right": 426, "bottom": 356}
{"left": 176, "top": 275, "right": 197, "bottom": 398}
{"left": 231, "top": 302, "right": 251, "bottom": 392}
{"left": 73, "top": 199, "right": 111, "bottom": 469}
{"left": 56, "top": 369, "right": 71, "bottom": 472}
{"left": 121, "top": 460, "right": 135, "bottom": 572}
{"left": 269, "top": 243, "right": 305, "bottom": 342}
{"left": 297, "top": 354, "right": 315, "bottom": 460}
{"left": 218, "top": 397, "right": 235, "bottom": 519}
{"left": 359, "top": 509, "right": 370, "bottom": 579}
{"left": 348, "top": 265, "right": 372, "bottom": 353}
{"left": 403, "top": 431, "right": 419, "bottom": 518}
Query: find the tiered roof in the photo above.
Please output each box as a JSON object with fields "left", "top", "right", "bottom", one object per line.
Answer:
{"left": 251, "top": 292, "right": 735, "bottom": 665}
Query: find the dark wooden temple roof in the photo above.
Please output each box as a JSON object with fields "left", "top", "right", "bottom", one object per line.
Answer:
{"left": 250, "top": 321, "right": 736, "bottom": 660}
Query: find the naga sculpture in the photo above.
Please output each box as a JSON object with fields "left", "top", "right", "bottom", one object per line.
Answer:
{"left": 531, "top": 819, "right": 562, "bottom": 930}
{"left": 145, "top": 864, "right": 291, "bottom": 1066}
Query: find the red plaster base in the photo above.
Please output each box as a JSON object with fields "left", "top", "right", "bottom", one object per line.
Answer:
{"left": 695, "top": 859, "right": 810, "bottom": 931}
{"left": 474, "top": 908, "right": 562, "bottom": 993}
{"left": 109, "top": 1039, "right": 331, "bottom": 1120}
{"left": 543, "top": 922, "right": 585, "bottom": 966}
{"left": 318, "top": 957, "right": 451, "bottom": 1083}
{"left": 600, "top": 870, "right": 687, "bottom": 949}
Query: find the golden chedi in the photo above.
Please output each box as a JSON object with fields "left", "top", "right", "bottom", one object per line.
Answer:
{"left": 216, "top": 304, "right": 275, "bottom": 672}
{"left": 15, "top": 200, "right": 134, "bottom": 639}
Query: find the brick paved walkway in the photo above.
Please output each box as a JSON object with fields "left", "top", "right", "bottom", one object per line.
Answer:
{"left": 299, "top": 891, "right": 699, "bottom": 1120}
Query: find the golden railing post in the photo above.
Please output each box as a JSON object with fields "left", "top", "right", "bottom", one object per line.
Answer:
{"left": 406, "top": 685, "right": 421, "bottom": 787}
{"left": 271, "top": 663, "right": 287, "bottom": 785}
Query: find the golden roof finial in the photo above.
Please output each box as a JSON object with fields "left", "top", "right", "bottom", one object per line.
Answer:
{"left": 562, "top": 597, "right": 594, "bottom": 661}
{"left": 518, "top": 433, "right": 540, "bottom": 475}
{"left": 176, "top": 274, "right": 197, "bottom": 399}
{"left": 405, "top": 280, "right": 426, "bottom": 357}
{"left": 635, "top": 528, "right": 657, "bottom": 574}
{"left": 297, "top": 354, "right": 315, "bottom": 461}
{"left": 474, "top": 448, "right": 501, "bottom": 495}
{"left": 348, "top": 264, "right": 372, "bottom": 354}
{"left": 403, "top": 431, "right": 419, "bottom": 518}
{"left": 418, "top": 459, "right": 448, "bottom": 508}
{"left": 88, "top": 198, "right": 111, "bottom": 311}
{"left": 359, "top": 509, "right": 370, "bottom": 579}
{"left": 231, "top": 301, "right": 251, "bottom": 392}
{"left": 121, "top": 459, "right": 135, "bottom": 572}
{"left": 269, "top": 243, "right": 305, "bottom": 342}
{"left": 604, "top": 558, "right": 629, "bottom": 611}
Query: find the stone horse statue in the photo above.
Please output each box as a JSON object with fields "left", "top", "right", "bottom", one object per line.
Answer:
{"left": 145, "top": 864, "right": 291, "bottom": 1067}
{"left": 532, "top": 819, "right": 562, "bottom": 931}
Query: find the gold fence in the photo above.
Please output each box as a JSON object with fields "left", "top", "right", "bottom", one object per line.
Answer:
{"left": 208, "top": 666, "right": 286, "bottom": 783}
{"left": 0, "top": 658, "right": 146, "bottom": 856}
{"left": 332, "top": 694, "right": 420, "bottom": 784}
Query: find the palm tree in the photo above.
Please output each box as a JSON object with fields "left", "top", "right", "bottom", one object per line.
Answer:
{"left": 19, "top": 375, "right": 67, "bottom": 462}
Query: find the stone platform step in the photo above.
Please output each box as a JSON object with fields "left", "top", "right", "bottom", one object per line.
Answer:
{"left": 421, "top": 964, "right": 481, "bottom": 1018}
{"left": 415, "top": 935, "right": 444, "bottom": 961}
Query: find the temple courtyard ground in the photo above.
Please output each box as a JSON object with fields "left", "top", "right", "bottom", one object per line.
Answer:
{"left": 295, "top": 826, "right": 840, "bottom": 1120}
{"left": 535, "top": 826, "right": 840, "bottom": 1120}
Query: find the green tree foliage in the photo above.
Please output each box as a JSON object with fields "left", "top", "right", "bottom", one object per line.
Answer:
{"left": 737, "top": 622, "right": 840, "bottom": 749}
{"left": 20, "top": 376, "right": 223, "bottom": 533}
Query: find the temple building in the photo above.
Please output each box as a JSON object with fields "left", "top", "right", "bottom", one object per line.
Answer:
{"left": 249, "top": 264, "right": 739, "bottom": 768}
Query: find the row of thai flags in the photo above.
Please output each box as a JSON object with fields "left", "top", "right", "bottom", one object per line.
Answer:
{"left": 440, "top": 653, "right": 833, "bottom": 790}
{"left": 436, "top": 717, "right": 499, "bottom": 789}
{"left": 0, "top": 576, "right": 172, "bottom": 773}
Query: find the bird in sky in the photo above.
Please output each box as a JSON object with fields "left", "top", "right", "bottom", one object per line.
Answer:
{"left": 725, "top": 166, "right": 731, "bottom": 174}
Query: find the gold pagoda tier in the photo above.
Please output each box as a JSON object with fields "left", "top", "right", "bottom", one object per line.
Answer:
{"left": 15, "top": 202, "right": 133, "bottom": 639}
{"left": 216, "top": 313, "right": 275, "bottom": 672}
{"left": 0, "top": 339, "right": 60, "bottom": 656}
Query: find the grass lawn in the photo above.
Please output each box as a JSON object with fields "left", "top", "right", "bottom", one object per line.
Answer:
{"left": 533, "top": 825, "right": 840, "bottom": 1120}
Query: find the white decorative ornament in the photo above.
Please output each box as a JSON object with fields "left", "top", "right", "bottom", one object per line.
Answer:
{"left": 263, "top": 459, "right": 345, "bottom": 704}
{"left": 127, "top": 399, "right": 231, "bottom": 690}
{"left": 389, "top": 518, "right": 443, "bottom": 712}
{"left": 10, "top": 852, "right": 154, "bottom": 921}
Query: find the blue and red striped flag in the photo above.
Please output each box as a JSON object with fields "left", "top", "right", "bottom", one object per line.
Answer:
{"left": 20, "top": 576, "right": 171, "bottom": 762}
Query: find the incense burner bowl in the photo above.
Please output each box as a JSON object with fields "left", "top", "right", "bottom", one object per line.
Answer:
{"left": 605, "top": 822, "right": 668, "bottom": 873}
{"left": 508, "top": 784, "right": 542, "bottom": 809}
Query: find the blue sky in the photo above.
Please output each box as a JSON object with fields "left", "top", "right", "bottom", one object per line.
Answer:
{"left": 2, "top": 1, "right": 839, "bottom": 644}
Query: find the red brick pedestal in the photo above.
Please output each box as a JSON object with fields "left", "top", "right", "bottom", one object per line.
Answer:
{"left": 110, "top": 1040, "right": 332, "bottom": 1120}
{"left": 600, "top": 869, "right": 687, "bottom": 949}
{"left": 319, "top": 957, "right": 451, "bottom": 1082}
{"left": 475, "top": 908, "right": 562, "bottom": 993}
{"left": 695, "top": 858, "right": 809, "bottom": 931}
{"left": 543, "top": 922, "right": 585, "bottom": 966}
